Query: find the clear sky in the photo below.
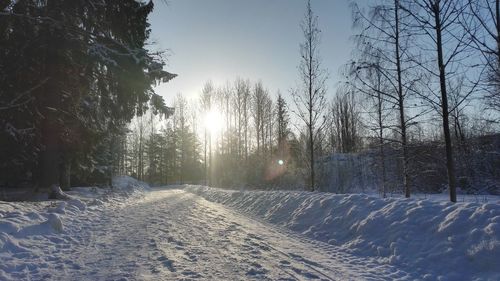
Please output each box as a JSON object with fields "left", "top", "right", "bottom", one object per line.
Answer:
{"left": 149, "top": 0, "right": 354, "bottom": 104}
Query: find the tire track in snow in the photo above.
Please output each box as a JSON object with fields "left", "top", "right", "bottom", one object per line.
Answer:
{"left": 53, "top": 189, "right": 409, "bottom": 280}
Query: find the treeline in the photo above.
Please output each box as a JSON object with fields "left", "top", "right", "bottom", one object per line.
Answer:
{"left": 121, "top": 78, "right": 498, "bottom": 196}
{"left": 122, "top": 79, "right": 304, "bottom": 189}
{"left": 120, "top": 0, "right": 500, "bottom": 200}
{"left": 0, "top": 0, "right": 175, "bottom": 196}
{"left": 345, "top": 0, "right": 500, "bottom": 200}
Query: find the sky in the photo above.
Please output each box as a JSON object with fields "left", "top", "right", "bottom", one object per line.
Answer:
{"left": 148, "top": 0, "right": 354, "bottom": 104}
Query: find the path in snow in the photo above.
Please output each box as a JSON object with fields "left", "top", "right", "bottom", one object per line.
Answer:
{"left": 57, "top": 189, "right": 408, "bottom": 280}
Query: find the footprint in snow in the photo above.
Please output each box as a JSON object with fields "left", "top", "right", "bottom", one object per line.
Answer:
{"left": 246, "top": 265, "right": 268, "bottom": 277}
{"left": 181, "top": 269, "right": 202, "bottom": 278}
{"left": 157, "top": 256, "right": 176, "bottom": 272}
{"left": 226, "top": 224, "right": 239, "bottom": 231}
{"left": 247, "top": 233, "right": 263, "bottom": 241}
{"left": 279, "top": 260, "right": 291, "bottom": 265}
{"left": 290, "top": 267, "right": 320, "bottom": 279}
{"left": 184, "top": 251, "right": 197, "bottom": 262}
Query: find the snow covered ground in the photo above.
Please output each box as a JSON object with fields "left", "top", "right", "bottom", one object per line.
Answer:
{"left": 185, "top": 186, "right": 500, "bottom": 281}
{"left": 1, "top": 180, "right": 498, "bottom": 280}
{"left": 0, "top": 176, "right": 149, "bottom": 280}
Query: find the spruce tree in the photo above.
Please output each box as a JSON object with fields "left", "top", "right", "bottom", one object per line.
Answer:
{"left": 0, "top": 0, "right": 175, "bottom": 193}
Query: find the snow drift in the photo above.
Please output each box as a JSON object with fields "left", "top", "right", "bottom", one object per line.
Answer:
{"left": 185, "top": 185, "right": 500, "bottom": 281}
{"left": 0, "top": 176, "right": 149, "bottom": 280}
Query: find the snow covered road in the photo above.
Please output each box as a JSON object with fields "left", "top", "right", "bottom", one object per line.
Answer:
{"left": 3, "top": 180, "right": 499, "bottom": 280}
{"left": 56, "top": 188, "right": 407, "bottom": 280}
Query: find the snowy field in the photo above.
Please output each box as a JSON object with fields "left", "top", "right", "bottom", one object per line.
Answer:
{"left": 0, "top": 179, "right": 498, "bottom": 280}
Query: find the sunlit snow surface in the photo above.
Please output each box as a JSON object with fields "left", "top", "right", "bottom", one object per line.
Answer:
{"left": 186, "top": 186, "right": 500, "bottom": 281}
{"left": 0, "top": 176, "right": 149, "bottom": 280}
{"left": 0, "top": 180, "right": 499, "bottom": 280}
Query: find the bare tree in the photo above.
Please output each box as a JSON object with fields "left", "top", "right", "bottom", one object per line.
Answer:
{"left": 466, "top": 0, "right": 500, "bottom": 111}
{"left": 330, "top": 88, "right": 361, "bottom": 154}
{"left": 264, "top": 96, "right": 274, "bottom": 160}
{"left": 251, "top": 81, "right": 269, "bottom": 156}
{"left": 242, "top": 79, "right": 251, "bottom": 162}
{"left": 148, "top": 109, "right": 158, "bottom": 183}
{"left": 175, "top": 94, "right": 188, "bottom": 183}
{"left": 221, "top": 82, "right": 233, "bottom": 155}
{"left": 351, "top": 0, "right": 420, "bottom": 198}
{"left": 276, "top": 92, "right": 289, "bottom": 159}
{"left": 137, "top": 115, "right": 146, "bottom": 181}
{"left": 350, "top": 50, "right": 391, "bottom": 197}
{"left": 292, "top": 0, "right": 328, "bottom": 191}
{"left": 234, "top": 78, "right": 247, "bottom": 159}
{"left": 401, "top": 0, "right": 478, "bottom": 202}
{"left": 200, "top": 81, "right": 213, "bottom": 185}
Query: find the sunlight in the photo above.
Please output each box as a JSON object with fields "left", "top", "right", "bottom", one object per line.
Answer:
{"left": 204, "top": 110, "right": 224, "bottom": 134}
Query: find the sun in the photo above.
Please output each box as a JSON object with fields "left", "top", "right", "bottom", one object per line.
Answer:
{"left": 204, "top": 110, "right": 224, "bottom": 134}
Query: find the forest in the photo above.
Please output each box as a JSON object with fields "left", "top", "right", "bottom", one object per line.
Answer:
{"left": 1, "top": 0, "right": 499, "bottom": 203}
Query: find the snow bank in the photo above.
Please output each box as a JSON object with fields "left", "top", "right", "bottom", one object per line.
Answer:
{"left": 0, "top": 176, "right": 149, "bottom": 280}
{"left": 185, "top": 185, "right": 500, "bottom": 281}
{"left": 111, "top": 175, "right": 150, "bottom": 200}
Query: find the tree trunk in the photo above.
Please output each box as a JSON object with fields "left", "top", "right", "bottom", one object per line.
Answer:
{"left": 434, "top": 3, "right": 457, "bottom": 202}
{"left": 209, "top": 132, "right": 212, "bottom": 186}
{"left": 204, "top": 128, "right": 208, "bottom": 185}
{"left": 376, "top": 75, "right": 387, "bottom": 198}
{"left": 59, "top": 156, "right": 71, "bottom": 191}
{"left": 309, "top": 11, "right": 315, "bottom": 192}
{"left": 309, "top": 123, "right": 315, "bottom": 192}
{"left": 497, "top": 0, "right": 500, "bottom": 62}
{"left": 394, "top": 0, "right": 411, "bottom": 198}
{"left": 38, "top": 117, "right": 60, "bottom": 194}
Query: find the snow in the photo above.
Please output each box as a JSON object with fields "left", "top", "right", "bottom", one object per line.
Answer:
{"left": 185, "top": 185, "right": 500, "bottom": 281}
{"left": 1, "top": 180, "right": 498, "bottom": 280}
{"left": 0, "top": 176, "right": 149, "bottom": 280}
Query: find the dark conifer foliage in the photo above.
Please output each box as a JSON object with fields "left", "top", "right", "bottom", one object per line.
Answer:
{"left": 0, "top": 0, "right": 175, "bottom": 192}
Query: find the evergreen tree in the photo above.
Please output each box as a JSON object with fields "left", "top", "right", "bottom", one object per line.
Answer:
{"left": 0, "top": 0, "right": 175, "bottom": 193}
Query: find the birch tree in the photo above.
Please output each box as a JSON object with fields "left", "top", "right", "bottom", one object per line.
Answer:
{"left": 402, "top": 0, "right": 478, "bottom": 202}
{"left": 351, "top": 0, "right": 420, "bottom": 198}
